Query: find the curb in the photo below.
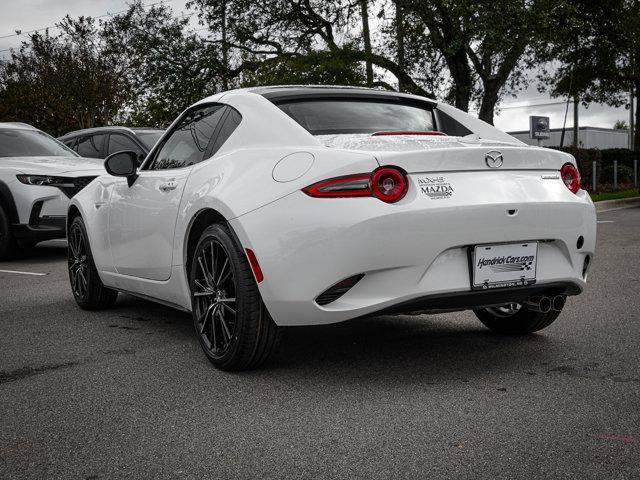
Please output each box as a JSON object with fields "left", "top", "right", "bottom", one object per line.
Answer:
{"left": 595, "top": 196, "right": 640, "bottom": 213}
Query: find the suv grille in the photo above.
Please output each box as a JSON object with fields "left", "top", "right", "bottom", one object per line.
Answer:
{"left": 57, "top": 176, "right": 98, "bottom": 198}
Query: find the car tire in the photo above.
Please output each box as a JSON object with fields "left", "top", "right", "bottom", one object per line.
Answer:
{"left": 67, "top": 216, "right": 118, "bottom": 310}
{"left": 190, "top": 223, "right": 280, "bottom": 371}
{"left": 0, "top": 204, "right": 20, "bottom": 260}
{"left": 474, "top": 304, "right": 561, "bottom": 334}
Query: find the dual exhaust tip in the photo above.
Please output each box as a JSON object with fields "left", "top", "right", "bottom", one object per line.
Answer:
{"left": 523, "top": 295, "right": 565, "bottom": 313}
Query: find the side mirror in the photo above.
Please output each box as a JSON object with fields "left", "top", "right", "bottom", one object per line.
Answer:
{"left": 104, "top": 150, "right": 138, "bottom": 187}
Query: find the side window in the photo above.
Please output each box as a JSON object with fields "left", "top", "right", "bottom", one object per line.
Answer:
{"left": 436, "top": 109, "right": 473, "bottom": 137}
{"left": 63, "top": 138, "right": 76, "bottom": 149}
{"left": 76, "top": 134, "right": 105, "bottom": 158}
{"left": 208, "top": 107, "right": 242, "bottom": 157}
{"left": 108, "top": 133, "right": 144, "bottom": 156}
{"left": 149, "top": 105, "right": 226, "bottom": 170}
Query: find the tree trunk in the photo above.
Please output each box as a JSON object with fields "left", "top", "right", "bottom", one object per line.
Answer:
{"left": 360, "top": 0, "right": 373, "bottom": 87}
{"left": 478, "top": 80, "right": 500, "bottom": 124}
{"left": 221, "top": 1, "right": 229, "bottom": 91}
{"left": 448, "top": 52, "right": 472, "bottom": 112}
{"left": 395, "top": 1, "right": 405, "bottom": 92}
{"left": 573, "top": 95, "right": 579, "bottom": 148}
{"left": 635, "top": 81, "right": 640, "bottom": 151}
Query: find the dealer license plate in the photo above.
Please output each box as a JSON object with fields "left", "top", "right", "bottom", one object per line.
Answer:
{"left": 472, "top": 242, "right": 538, "bottom": 290}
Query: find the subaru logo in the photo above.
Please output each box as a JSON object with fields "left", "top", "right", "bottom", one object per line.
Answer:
{"left": 485, "top": 151, "right": 503, "bottom": 168}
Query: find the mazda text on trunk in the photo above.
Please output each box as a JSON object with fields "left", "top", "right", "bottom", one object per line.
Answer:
{"left": 67, "top": 86, "right": 596, "bottom": 371}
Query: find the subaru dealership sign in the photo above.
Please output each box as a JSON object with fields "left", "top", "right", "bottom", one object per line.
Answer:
{"left": 529, "top": 116, "right": 550, "bottom": 139}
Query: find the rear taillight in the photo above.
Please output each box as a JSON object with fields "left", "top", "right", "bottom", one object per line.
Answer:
{"left": 302, "top": 167, "right": 408, "bottom": 203}
{"left": 560, "top": 163, "right": 581, "bottom": 194}
{"left": 371, "top": 167, "right": 408, "bottom": 202}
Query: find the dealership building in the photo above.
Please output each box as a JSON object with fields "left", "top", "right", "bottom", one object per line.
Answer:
{"left": 508, "top": 127, "right": 630, "bottom": 149}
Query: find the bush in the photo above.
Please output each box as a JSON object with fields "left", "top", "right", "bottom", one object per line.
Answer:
{"left": 601, "top": 164, "right": 635, "bottom": 184}
{"left": 550, "top": 146, "right": 601, "bottom": 187}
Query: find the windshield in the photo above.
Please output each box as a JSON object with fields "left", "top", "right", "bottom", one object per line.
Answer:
{"left": 0, "top": 129, "right": 77, "bottom": 158}
{"left": 276, "top": 99, "right": 435, "bottom": 135}
{"left": 135, "top": 131, "right": 164, "bottom": 149}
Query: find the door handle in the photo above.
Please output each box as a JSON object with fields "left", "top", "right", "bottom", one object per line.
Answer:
{"left": 159, "top": 180, "right": 178, "bottom": 192}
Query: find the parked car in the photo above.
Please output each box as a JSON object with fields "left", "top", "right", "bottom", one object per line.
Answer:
{"left": 0, "top": 123, "right": 105, "bottom": 259}
{"left": 58, "top": 127, "right": 164, "bottom": 165}
{"left": 67, "top": 86, "right": 596, "bottom": 371}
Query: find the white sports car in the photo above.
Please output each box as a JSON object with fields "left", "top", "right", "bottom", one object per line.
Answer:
{"left": 67, "top": 86, "right": 596, "bottom": 370}
{"left": 0, "top": 122, "right": 104, "bottom": 259}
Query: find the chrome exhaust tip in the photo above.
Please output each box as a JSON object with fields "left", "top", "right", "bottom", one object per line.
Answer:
{"left": 523, "top": 296, "right": 552, "bottom": 314}
{"left": 552, "top": 295, "right": 566, "bottom": 312}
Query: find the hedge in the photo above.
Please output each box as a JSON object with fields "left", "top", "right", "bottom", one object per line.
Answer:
{"left": 550, "top": 146, "right": 639, "bottom": 190}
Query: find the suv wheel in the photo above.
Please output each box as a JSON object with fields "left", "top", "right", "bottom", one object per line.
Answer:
{"left": 0, "top": 204, "right": 19, "bottom": 260}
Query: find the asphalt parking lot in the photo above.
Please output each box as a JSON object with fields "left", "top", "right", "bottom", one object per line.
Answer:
{"left": 1, "top": 207, "right": 639, "bottom": 479}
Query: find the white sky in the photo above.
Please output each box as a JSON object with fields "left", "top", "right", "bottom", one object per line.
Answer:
{"left": 0, "top": 0, "right": 631, "bottom": 132}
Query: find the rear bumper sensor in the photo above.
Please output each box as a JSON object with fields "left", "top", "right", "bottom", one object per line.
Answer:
{"left": 316, "top": 274, "right": 365, "bottom": 306}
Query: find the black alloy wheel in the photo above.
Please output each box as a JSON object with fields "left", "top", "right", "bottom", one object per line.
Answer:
{"left": 68, "top": 221, "right": 89, "bottom": 299}
{"left": 192, "top": 239, "right": 237, "bottom": 358}
{"left": 190, "top": 224, "right": 280, "bottom": 371}
{"left": 67, "top": 216, "right": 118, "bottom": 309}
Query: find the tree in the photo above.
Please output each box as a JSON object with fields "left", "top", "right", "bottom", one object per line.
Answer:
{"left": 614, "top": 120, "right": 629, "bottom": 130}
{"left": 398, "top": 0, "right": 554, "bottom": 124}
{"left": 189, "top": 0, "right": 435, "bottom": 96}
{"left": 0, "top": 16, "right": 127, "bottom": 136}
{"left": 101, "top": 0, "right": 222, "bottom": 127}
{"left": 537, "top": 0, "right": 640, "bottom": 150}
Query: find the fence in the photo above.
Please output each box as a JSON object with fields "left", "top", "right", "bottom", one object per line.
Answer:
{"left": 551, "top": 147, "right": 639, "bottom": 193}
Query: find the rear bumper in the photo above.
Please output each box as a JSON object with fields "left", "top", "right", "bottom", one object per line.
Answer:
{"left": 232, "top": 183, "right": 596, "bottom": 326}
{"left": 372, "top": 281, "right": 581, "bottom": 317}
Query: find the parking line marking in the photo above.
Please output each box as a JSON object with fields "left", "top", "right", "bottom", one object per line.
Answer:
{"left": 597, "top": 220, "right": 614, "bottom": 224}
{"left": 0, "top": 269, "right": 48, "bottom": 276}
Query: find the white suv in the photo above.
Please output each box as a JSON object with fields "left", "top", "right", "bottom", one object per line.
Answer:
{"left": 0, "top": 123, "right": 105, "bottom": 259}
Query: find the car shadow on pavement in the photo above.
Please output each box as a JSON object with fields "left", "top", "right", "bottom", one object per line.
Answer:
{"left": 263, "top": 314, "right": 560, "bottom": 385}
{"left": 65, "top": 286, "right": 561, "bottom": 385}
{"left": 0, "top": 240, "right": 68, "bottom": 266}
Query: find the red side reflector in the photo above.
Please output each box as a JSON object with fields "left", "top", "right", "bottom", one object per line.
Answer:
{"left": 245, "top": 248, "right": 264, "bottom": 283}
{"left": 372, "top": 131, "right": 447, "bottom": 136}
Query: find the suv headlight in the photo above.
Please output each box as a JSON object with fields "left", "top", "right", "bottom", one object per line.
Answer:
{"left": 16, "top": 175, "right": 73, "bottom": 186}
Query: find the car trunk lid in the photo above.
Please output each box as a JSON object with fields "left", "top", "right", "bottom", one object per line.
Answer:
{"left": 317, "top": 134, "right": 572, "bottom": 173}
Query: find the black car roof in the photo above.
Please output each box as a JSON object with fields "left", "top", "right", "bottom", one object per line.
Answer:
{"left": 58, "top": 126, "right": 163, "bottom": 140}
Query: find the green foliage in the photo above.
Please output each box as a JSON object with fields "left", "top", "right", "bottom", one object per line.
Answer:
{"left": 101, "top": 0, "right": 222, "bottom": 127}
{"left": 241, "top": 50, "right": 367, "bottom": 88}
{"left": 0, "top": 16, "right": 127, "bottom": 137}
{"left": 552, "top": 147, "right": 640, "bottom": 189}
{"left": 591, "top": 189, "right": 639, "bottom": 202}
{"left": 551, "top": 146, "right": 601, "bottom": 186}
{"left": 601, "top": 164, "right": 635, "bottom": 184}
{"left": 537, "top": 0, "right": 640, "bottom": 149}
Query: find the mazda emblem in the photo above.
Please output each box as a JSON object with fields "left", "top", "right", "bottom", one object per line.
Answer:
{"left": 485, "top": 151, "right": 503, "bottom": 168}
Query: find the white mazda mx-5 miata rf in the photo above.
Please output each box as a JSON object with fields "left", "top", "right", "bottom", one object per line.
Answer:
{"left": 67, "top": 86, "right": 596, "bottom": 370}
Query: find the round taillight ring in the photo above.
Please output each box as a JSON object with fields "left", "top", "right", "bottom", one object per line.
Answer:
{"left": 371, "top": 167, "right": 408, "bottom": 203}
{"left": 560, "top": 162, "right": 581, "bottom": 194}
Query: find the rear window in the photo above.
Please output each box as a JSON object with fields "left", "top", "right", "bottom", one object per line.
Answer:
{"left": 0, "top": 129, "right": 77, "bottom": 158}
{"left": 276, "top": 99, "right": 435, "bottom": 135}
